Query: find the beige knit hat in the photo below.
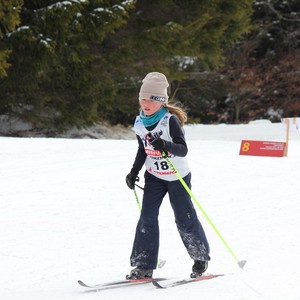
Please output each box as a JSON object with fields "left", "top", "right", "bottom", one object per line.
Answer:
{"left": 139, "top": 72, "right": 169, "bottom": 103}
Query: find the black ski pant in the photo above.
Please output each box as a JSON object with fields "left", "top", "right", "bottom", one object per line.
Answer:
{"left": 130, "top": 171, "right": 210, "bottom": 270}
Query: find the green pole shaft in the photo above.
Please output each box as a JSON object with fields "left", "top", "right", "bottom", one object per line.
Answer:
{"left": 162, "top": 152, "right": 246, "bottom": 269}
{"left": 133, "top": 189, "right": 142, "bottom": 211}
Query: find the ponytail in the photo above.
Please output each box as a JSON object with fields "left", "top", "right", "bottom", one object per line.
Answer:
{"left": 165, "top": 103, "right": 187, "bottom": 127}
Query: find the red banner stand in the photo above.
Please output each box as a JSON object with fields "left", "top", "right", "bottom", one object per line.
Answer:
{"left": 239, "top": 140, "right": 286, "bottom": 157}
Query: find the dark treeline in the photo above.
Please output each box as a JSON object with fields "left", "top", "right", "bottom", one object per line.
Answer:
{"left": 0, "top": 0, "right": 299, "bottom": 134}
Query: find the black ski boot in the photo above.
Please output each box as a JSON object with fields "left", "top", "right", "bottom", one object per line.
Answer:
{"left": 126, "top": 267, "right": 153, "bottom": 280}
{"left": 190, "top": 260, "right": 208, "bottom": 278}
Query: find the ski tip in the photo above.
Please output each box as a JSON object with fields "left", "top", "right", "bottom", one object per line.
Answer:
{"left": 152, "top": 280, "right": 165, "bottom": 289}
{"left": 78, "top": 280, "right": 88, "bottom": 287}
{"left": 238, "top": 260, "right": 247, "bottom": 269}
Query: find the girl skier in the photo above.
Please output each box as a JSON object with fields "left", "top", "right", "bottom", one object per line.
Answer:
{"left": 125, "top": 72, "right": 210, "bottom": 279}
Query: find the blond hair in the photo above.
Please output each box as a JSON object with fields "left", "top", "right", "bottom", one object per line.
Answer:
{"left": 165, "top": 103, "right": 187, "bottom": 126}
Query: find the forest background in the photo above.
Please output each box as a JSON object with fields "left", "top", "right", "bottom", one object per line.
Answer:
{"left": 0, "top": 0, "right": 299, "bottom": 136}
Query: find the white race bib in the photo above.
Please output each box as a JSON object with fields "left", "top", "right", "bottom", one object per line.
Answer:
{"left": 134, "top": 113, "right": 190, "bottom": 181}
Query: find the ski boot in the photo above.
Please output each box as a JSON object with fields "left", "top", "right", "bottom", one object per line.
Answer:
{"left": 126, "top": 267, "right": 153, "bottom": 280}
{"left": 190, "top": 260, "right": 208, "bottom": 278}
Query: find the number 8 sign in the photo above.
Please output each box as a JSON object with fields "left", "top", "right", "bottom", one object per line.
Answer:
{"left": 239, "top": 140, "right": 286, "bottom": 157}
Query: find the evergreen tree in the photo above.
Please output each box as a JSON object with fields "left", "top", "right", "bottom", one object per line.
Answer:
{"left": 0, "top": 0, "right": 133, "bottom": 129}
{"left": 0, "top": 0, "right": 23, "bottom": 78}
{"left": 0, "top": 0, "right": 254, "bottom": 131}
{"left": 102, "top": 0, "right": 254, "bottom": 124}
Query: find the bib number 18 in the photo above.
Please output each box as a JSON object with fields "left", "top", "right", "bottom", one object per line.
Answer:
{"left": 154, "top": 161, "right": 169, "bottom": 171}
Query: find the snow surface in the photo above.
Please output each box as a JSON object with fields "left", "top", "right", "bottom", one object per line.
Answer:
{"left": 1, "top": 120, "right": 300, "bottom": 300}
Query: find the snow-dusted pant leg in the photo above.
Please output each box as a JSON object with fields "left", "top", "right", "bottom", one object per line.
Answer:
{"left": 168, "top": 173, "right": 210, "bottom": 261}
{"left": 130, "top": 172, "right": 167, "bottom": 270}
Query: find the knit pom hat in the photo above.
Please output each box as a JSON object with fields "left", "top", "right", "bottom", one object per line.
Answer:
{"left": 139, "top": 72, "right": 169, "bottom": 103}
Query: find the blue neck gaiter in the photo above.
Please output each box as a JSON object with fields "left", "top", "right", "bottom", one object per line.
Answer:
{"left": 139, "top": 106, "right": 168, "bottom": 127}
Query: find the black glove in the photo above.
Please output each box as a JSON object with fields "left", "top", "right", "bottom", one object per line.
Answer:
{"left": 126, "top": 172, "right": 139, "bottom": 189}
{"left": 151, "top": 137, "right": 167, "bottom": 152}
{"left": 147, "top": 131, "right": 167, "bottom": 152}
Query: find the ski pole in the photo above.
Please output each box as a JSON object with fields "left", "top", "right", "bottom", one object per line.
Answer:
{"left": 132, "top": 188, "right": 166, "bottom": 269}
{"left": 133, "top": 188, "right": 142, "bottom": 211}
{"left": 135, "top": 183, "right": 144, "bottom": 191}
{"left": 161, "top": 151, "right": 246, "bottom": 270}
